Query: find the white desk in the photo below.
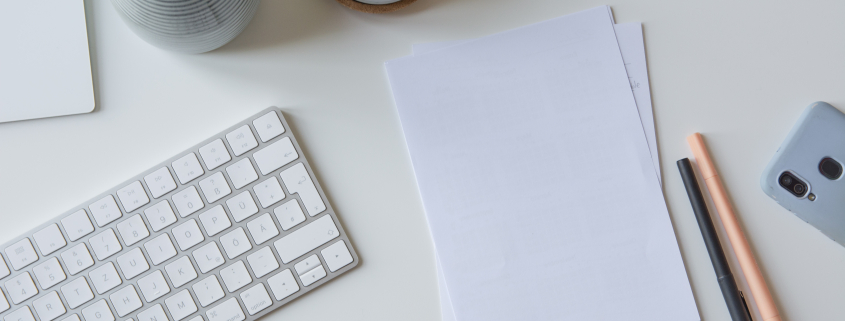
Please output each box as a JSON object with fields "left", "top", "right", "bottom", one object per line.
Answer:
{"left": 1, "top": 0, "right": 843, "bottom": 320}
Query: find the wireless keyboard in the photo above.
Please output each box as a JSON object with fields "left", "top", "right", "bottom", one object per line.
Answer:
{"left": 0, "top": 107, "right": 359, "bottom": 321}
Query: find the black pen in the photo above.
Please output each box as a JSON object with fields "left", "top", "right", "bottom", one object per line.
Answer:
{"left": 677, "top": 158, "right": 751, "bottom": 321}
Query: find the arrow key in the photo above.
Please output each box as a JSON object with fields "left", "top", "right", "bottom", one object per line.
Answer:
{"left": 320, "top": 240, "right": 353, "bottom": 273}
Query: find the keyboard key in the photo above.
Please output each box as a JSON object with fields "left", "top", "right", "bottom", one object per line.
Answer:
{"left": 144, "top": 200, "right": 178, "bottom": 232}
{"left": 173, "top": 186, "right": 205, "bottom": 217}
{"left": 226, "top": 191, "right": 258, "bottom": 222}
{"left": 280, "top": 163, "right": 325, "bottom": 216}
{"left": 116, "top": 181, "right": 149, "bottom": 213}
{"left": 226, "top": 125, "right": 258, "bottom": 157}
{"left": 33, "top": 224, "right": 66, "bottom": 256}
{"left": 252, "top": 177, "right": 285, "bottom": 208}
{"left": 273, "top": 215, "right": 339, "bottom": 264}
{"left": 239, "top": 283, "right": 272, "bottom": 315}
{"left": 193, "top": 242, "right": 225, "bottom": 273}
{"left": 32, "top": 258, "right": 66, "bottom": 289}
{"left": 252, "top": 111, "right": 285, "bottom": 142}
{"left": 165, "top": 290, "right": 198, "bottom": 321}
{"left": 0, "top": 289, "right": 8, "bottom": 313}
{"left": 220, "top": 261, "right": 252, "bottom": 292}
{"left": 0, "top": 254, "right": 10, "bottom": 279}
{"left": 199, "top": 139, "right": 232, "bottom": 170}
{"left": 144, "top": 234, "right": 177, "bottom": 265}
{"left": 33, "top": 291, "right": 65, "bottom": 321}
{"left": 89, "top": 195, "right": 122, "bottom": 227}
{"left": 172, "top": 153, "right": 205, "bottom": 184}
{"left": 138, "top": 270, "right": 170, "bottom": 302}
{"left": 199, "top": 172, "right": 232, "bottom": 203}
{"left": 199, "top": 205, "right": 231, "bottom": 236}
{"left": 116, "top": 214, "right": 150, "bottom": 246}
{"left": 321, "top": 241, "right": 354, "bottom": 271}
{"left": 109, "top": 285, "right": 142, "bottom": 317}
{"left": 266, "top": 269, "right": 298, "bottom": 301}
{"left": 164, "top": 256, "right": 197, "bottom": 287}
{"left": 226, "top": 159, "right": 258, "bottom": 189}
{"left": 61, "top": 277, "right": 94, "bottom": 309}
{"left": 60, "top": 314, "right": 79, "bottom": 321}
{"left": 89, "top": 262, "right": 121, "bottom": 294}
{"left": 293, "top": 254, "right": 321, "bottom": 276}
{"left": 116, "top": 248, "right": 149, "bottom": 280}
{"left": 5, "top": 306, "right": 35, "bottom": 321}
{"left": 246, "top": 247, "right": 278, "bottom": 278}
{"left": 144, "top": 167, "right": 177, "bottom": 199}
{"left": 299, "top": 264, "right": 326, "bottom": 287}
{"left": 173, "top": 219, "right": 205, "bottom": 250}
{"left": 60, "top": 244, "right": 94, "bottom": 275}
{"left": 220, "top": 227, "right": 252, "bottom": 259}
{"left": 246, "top": 214, "right": 279, "bottom": 245}
{"left": 206, "top": 298, "right": 245, "bottom": 321}
{"left": 252, "top": 137, "right": 298, "bottom": 175}
{"left": 89, "top": 229, "right": 122, "bottom": 260}
{"left": 5, "top": 238, "right": 38, "bottom": 270}
{"left": 137, "top": 304, "right": 166, "bottom": 321}
{"left": 61, "top": 210, "right": 94, "bottom": 241}
{"left": 82, "top": 299, "right": 113, "bottom": 321}
{"left": 192, "top": 275, "right": 225, "bottom": 307}
{"left": 6, "top": 272, "right": 38, "bottom": 304}
{"left": 273, "top": 200, "right": 305, "bottom": 231}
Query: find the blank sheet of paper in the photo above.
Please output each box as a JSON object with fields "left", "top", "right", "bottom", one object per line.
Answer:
{"left": 412, "top": 22, "right": 660, "bottom": 183}
{"left": 386, "top": 6, "right": 697, "bottom": 321}
{"left": 414, "top": 23, "right": 661, "bottom": 321}
{"left": 415, "top": 23, "right": 661, "bottom": 321}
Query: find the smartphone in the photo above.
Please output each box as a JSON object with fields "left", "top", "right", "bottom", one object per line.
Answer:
{"left": 761, "top": 101, "right": 845, "bottom": 247}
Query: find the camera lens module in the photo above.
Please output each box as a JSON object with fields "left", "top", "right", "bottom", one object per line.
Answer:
{"left": 779, "top": 172, "right": 809, "bottom": 198}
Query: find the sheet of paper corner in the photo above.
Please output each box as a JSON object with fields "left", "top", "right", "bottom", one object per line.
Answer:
{"left": 410, "top": 16, "right": 659, "bottom": 321}
{"left": 387, "top": 6, "right": 690, "bottom": 321}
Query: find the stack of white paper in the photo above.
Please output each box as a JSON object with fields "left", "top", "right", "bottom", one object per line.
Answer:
{"left": 385, "top": 6, "right": 698, "bottom": 321}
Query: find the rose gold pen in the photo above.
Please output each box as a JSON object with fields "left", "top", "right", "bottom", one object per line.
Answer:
{"left": 688, "top": 133, "right": 781, "bottom": 321}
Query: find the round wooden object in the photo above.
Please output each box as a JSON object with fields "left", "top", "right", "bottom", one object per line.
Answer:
{"left": 335, "top": 0, "right": 417, "bottom": 14}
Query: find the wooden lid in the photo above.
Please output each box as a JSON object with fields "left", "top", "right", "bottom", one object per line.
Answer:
{"left": 335, "top": 0, "right": 417, "bottom": 14}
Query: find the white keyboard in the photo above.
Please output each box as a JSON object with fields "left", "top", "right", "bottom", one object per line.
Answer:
{"left": 0, "top": 108, "right": 359, "bottom": 321}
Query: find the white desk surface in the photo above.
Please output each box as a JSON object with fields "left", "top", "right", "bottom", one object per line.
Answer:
{"left": 1, "top": 0, "right": 843, "bottom": 320}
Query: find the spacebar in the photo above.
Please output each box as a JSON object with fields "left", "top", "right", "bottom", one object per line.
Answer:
{"left": 274, "top": 215, "right": 339, "bottom": 264}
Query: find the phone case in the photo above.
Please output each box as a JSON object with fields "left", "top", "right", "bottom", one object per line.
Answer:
{"left": 761, "top": 101, "right": 845, "bottom": 247}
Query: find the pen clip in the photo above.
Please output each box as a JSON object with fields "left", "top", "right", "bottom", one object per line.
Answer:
{"left": 740, "top": 291, "right": 754, "bottom": 321}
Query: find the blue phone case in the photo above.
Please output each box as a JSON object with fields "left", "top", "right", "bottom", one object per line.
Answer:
{"left": 761, "top": 101, "right": 845, "bottom": 247}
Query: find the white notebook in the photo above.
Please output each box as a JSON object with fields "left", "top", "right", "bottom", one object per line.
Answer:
{"left": 0, "top": 0, "right": 95, "bottom": 123}
{"left": 386, "top": 6, "right": 697, "bottom": 321}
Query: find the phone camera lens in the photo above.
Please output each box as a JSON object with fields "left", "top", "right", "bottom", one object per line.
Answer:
{"left": 779, "top": 172, "right": 809, "bottom": 197}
